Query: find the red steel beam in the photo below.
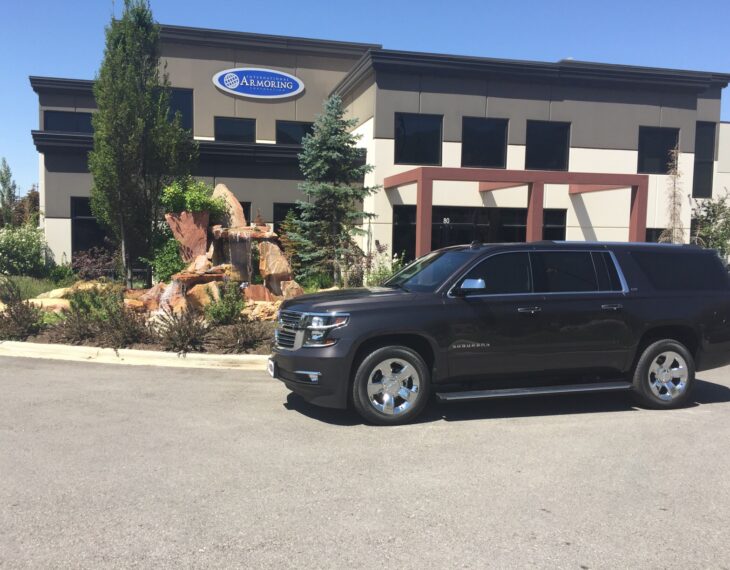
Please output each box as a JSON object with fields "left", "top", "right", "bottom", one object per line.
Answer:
{"left": 526, "top": 182, "right": 545, "bottom": 242}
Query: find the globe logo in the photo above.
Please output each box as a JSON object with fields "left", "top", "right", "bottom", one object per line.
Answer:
{"left": 223, "top": 73, "right": 240, "bottom": 90}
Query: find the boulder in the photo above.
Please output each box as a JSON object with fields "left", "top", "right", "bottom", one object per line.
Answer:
{"left": 28, "top": 298, "right": 70, "bottom": 313}
{"left": 0, "top": 301, "right": 5, "bottom": 313}
{"left": 281, "top": 280, "right": 305, "bottom": 299}
{"left": 157, "top": 280, "right": 187, "bottom": 314}
{"left": 138, "top": 282, "right": 166, "bottom": 312}
{"left": 213, "top": 183, "right": 247, "bottom": 228}
{"left": 123, "top": 298, "right": 146, "bottom": 312}
{"left": 243, "top": 284, "right": 280, "bottom": 303}
{"left": 170, "top": 272, "right": 226, "bottom": 288}
{"left": 242, "top": 300, "right": 282, "bottom": 321}
{"left": 165, "top": 211, "right": 210, "bottom": 262}
{"left": 258, "top": 241, "right": 292, "bottom": 296}
{"left": 186, "top": 254, "right": 212, "bottom": 274}
{"left": 186, "top": 282, "right": 221, "bottom": 311}
{"left": 36, "top": 287, "right": 72, "bottom": 299}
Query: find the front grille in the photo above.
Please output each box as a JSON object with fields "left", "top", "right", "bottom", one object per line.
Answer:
{"left": 275, "top": 328, "right": 297, "bottom": 349}
{"left": 279, "top": 310, "right": 303, "bottom": 330}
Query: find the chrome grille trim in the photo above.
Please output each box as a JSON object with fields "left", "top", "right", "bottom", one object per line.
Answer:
{"left": 275, "top": 310, "right": 304, "bottom": 350}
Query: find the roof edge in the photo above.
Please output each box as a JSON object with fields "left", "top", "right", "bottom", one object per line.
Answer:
{"left": 30, "top": 76, "right": 94, "bottom": 96}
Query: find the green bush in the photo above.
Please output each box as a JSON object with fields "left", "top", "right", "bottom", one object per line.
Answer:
{"left": 204, "top": 281, "right": 244, "bottom": 326}
{"left": 147, "top": 237, "right": 186, "bottom": 283}
{"left": 207, "top": 317, "right": 272, "bottom": 354}
{"left": 7, "top": 276, "right": 62, "bottom": 300}
{"left": 0, "top": 276, "right": 43, "bottom": 340}
{"left": 154, "top": 307, "right": 209, "bottom": 354}
{"left": 48, "top": 263, "right": 76, "bottom": 285}
{"left": 161, "top": 176, "right": 225, "bottom": 216}
{"left": 0, "top": 224, "right": 49, "bottom": 277}
{"left": 299, "top": 272, "right": 334, "bottom": 293}
{"left": 366, "top": 250, "right": 407, "bottom": 287}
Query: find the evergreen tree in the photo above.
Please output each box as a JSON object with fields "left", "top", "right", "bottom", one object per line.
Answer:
{"left": 290, "top": 96, "right": 377, "bottom": 287}
{"left": 88, "top": 0, "right": 195, "bottom": 287}
{"left": 0, "top": 158, "right": 18, "bottom": 228}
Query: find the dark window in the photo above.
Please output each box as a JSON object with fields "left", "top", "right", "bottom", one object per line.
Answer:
{"left": 394, "top": 113, "right": 442, "bottom": 165}
{"left": 592, "top": 252, "right": 623, "bottom": 292}
{"left": 215, "top": 117, "right": 255, "bottom": 143}
{"left": 525, "top": 121, "right": 570, "bottom": 171}
{"left": 392, "top": 205, "right": 417, "bottom": 262}
{"left": 169, "top": 88, "right": 193, "bottom": 131}
{"left": 633, "top": 250, "right": 729, "bottom": 291}
{"left": 276, "top": 121, "right": 313, "bottom": 145}
{"left": 44, "top": 111, "right": 93, "bottom": 133}
{"left": 273, "top": 202, "right": 297, "bottom": 232}
{"left": 239, "top": 201, "right": 252, "bottom": 223}
{"left": 543, "top": 209, "right": 567, "bottom": 241}
{"left": 638, "top": 126, "right": 679, "bottom": 174}
{"left": 692, "top": 121, "right": 716, "bottom": 198}
{"left": 461, "top": 252, "right": 532, "bottom": 295}
{"left": 531, "top": 251, "right": 598, "bottom": 293}
{"left": 384, "top": 249, "right": 473, "bottom": 293}
{"left": 70, "top": 197, "right": 106, "bottom": 253}
{"left": 645, "top": 228, "right": 665, "bottom": 243}
{"left": 461, "top": 117, "right": 508, "bottom": 168}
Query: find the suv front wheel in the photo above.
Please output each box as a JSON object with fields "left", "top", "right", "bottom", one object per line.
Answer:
{"left": 631, "top": 339, "right": 695, "bottom": 409}
{"left": 352, "top": 346, "right": 431, "bottom": 425}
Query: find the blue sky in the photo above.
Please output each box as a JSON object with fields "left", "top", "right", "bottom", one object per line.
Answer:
{"left": 1, "top": 0, "right": 728, "bottom": 193}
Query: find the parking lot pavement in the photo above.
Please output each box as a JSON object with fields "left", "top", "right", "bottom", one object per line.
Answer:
{"left": 1, "top": 356, "right": 730, "bottom": 569}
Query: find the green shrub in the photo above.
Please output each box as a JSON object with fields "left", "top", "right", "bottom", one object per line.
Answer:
{"left": 146, "top": 237, "right": 186, "bottom": 283}
{"left": 204, "top": 281, "right": 244, "bottom": 325}
{"left": 48, "top": 263, "right": 76, "bottom": 285}
{"left": 0, "top": 224, "right": 49, "bottom": 277}
{"left": 154, "top": 307, "right": 209, "bottom": 354}
{"left": 0, "top": 276, "right": 43, "bottom": 340}
{"left": 366, "top": 249, "right": 407, "bottom": 287}
{"left": 207, "top": 317, "right": 272, "bottom": 354}
{"left": 299, "top": 272, "right": 334, "bottom": 293}
{"left": 7, "top": 276, "right": 61, "bottom": 300}
{"left": 161, "top": 176, "right": 225, "bottom": 216}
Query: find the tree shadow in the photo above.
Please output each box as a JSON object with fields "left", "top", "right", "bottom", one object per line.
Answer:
{"left": 283, "top": 378, "right": 730, "bottom": 426}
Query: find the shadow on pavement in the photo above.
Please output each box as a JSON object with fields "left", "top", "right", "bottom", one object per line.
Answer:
{"left": 283, "top": 378, "right": 730, "bottom": 426}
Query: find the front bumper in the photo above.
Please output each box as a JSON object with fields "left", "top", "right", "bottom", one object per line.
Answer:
{"left": 269, "top": 342, "right": 353, "bottom": 409}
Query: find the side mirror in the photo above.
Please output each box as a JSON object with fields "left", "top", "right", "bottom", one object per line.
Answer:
{"left": 454, "top": 278, "right": 485, "bottom": 296}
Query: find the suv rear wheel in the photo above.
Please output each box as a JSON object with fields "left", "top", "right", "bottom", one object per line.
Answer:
{"left": 631, "top": 339, "right": 695, "bottom": 408}
{"left": 352, "top": 346, "right": 431, "bottom": 425}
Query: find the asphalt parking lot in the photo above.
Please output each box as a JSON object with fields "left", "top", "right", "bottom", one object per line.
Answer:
{"left": 1, "top": 356, "right": 730, "bottom": 569}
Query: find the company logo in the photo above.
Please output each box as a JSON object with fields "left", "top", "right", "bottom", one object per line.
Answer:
{"left": 212, "top": 68, "right": 305, "bottom": 99}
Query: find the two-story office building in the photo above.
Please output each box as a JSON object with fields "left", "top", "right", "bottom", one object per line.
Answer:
{"left": 31, "top": 24, "right": 730, "bottom": 263}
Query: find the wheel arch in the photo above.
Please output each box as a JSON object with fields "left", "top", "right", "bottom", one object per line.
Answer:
{"left": 634, "top": 324, "right": 701, "bottom": 366}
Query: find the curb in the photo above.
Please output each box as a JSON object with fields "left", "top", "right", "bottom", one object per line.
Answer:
{"left": 0, "top": 341, "right": 270, "bottom": 371}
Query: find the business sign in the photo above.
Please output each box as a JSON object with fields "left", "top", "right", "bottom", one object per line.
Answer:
{"left": 212, "top": 68, "right": 305, "bottom": 99}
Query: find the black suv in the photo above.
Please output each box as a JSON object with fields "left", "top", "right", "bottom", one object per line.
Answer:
{"left": 269, "top": 242, "right": 730, "bottom": 425}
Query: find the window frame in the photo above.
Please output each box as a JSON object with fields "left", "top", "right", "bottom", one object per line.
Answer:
{"left": 214, "top": 116, "right": 256, "bottom": 143}
{"left": 394, "top": 112, "right": 443, "bottom": 166}
{"left": 460, "top": 116, "right": 509, "bottom": 168}
{"left": 637, "top": 126, "right": 680, "bottom": 175}
{"left": 275, "top": 120, "right": 314, "bottom": 145}
{"left": 525, "top": 120, "right": 571, "bottom": 171}
{"left": 43, "top": 110, "right": 94, "bottom": 134}
{"left": 169, "top": 87, "right": 194, "bottom": 132}
{"left": 446, "top": 249, "right": 628, "bottom": 298}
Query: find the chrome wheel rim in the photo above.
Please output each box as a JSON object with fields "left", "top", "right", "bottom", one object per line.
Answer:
{"left": 648, "top": 351, "right": 689, "bottom": 401}
{"left": 367, "top": 358, "right": 421, "bottom": 416}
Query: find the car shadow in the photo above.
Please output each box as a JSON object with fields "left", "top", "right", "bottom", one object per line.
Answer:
{"left": 283, "top": 378, "right": 730, "bottom": 427}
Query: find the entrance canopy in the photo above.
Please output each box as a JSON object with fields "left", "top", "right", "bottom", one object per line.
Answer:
{"left": 383, "top": 167, "right": 649, "bottom": 257}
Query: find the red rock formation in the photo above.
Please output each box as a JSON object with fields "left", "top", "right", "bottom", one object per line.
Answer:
{"left": 212, "top": 183, "right": 247, "bottom": 228}
{"left": 165, "top": 211, "right": 210, "bottom": 262}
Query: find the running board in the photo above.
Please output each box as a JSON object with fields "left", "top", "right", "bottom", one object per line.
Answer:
{"left": 435, "top": 381, "right": 632, "bottom": 402}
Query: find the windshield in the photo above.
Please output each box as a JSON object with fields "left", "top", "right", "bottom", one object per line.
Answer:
{"left": 384, "top": 249, "right": 474, "bottom": 293}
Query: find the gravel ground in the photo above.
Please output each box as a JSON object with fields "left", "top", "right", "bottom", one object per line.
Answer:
{"left": 1, "top": 356, "right": 729, "bottom": 569}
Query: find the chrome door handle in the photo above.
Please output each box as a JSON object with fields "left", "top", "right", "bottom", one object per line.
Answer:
{"left": 601, "top": 303, "right": 623, "bottom": 311}
{"left": 517, "top": 306, "right": 542, "bottom": 315}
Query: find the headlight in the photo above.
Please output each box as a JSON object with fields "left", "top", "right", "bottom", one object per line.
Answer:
{"left": 302, "top": 313, "right": 349, "bottom": 347}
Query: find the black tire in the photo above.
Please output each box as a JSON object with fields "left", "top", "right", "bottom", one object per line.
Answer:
{"left": 631, "top": 339, "right": 695, "bottom": 409}
{"left": 352, "top": 346, "right": 431, "bottom": 425}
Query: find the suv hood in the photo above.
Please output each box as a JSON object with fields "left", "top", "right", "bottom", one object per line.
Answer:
{"left": 281, "top": 287, "right": 415, "bottom": 313}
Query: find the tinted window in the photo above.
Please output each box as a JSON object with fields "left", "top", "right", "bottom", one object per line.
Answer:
{"left": 531, "top": 251, "right": 598, "bottom": 293}
{"left": 632, "top": 250, "right": 729, "bottom": 291}
{"left": 239, "top": 201, "right": 251, "bottom": 223}
{"left": 215, "top": 117, "right": 255, "bottom": 142}
{"left": 692, "top": 121, "right": 716, "bottom": 198}
{"left": 638, "top": 126, "right": 678, "bottom": 174}
{"left": 169, "top": 88, "right": 193, "bottom": 131}
{"left": 461, "top": 117, "right": 508, "bottom": 168}
{"left": 44, "top": 111, "right": 93, "bottom": 133}
{"left": 460, "top": 252, "right": 531, "bottom": 294}
{"left": 525, "top": 121, "right": 570, "bottom": 171}
{"left": 645, "top": 228, "right": 664, "bottom": 243}
{"left": 384, "top": 249, "right": 472, "bottom": 293}
{"left": 70, "top": 197, "right": 106, "bottom": 253}
{"left": 276, "top": 121, "right": 313, "bottom": 145}
{"left": 394, "top": 113, "right": 442, "bottom": 165}
{"left": 543, "top": 209, "right": 567, "bottom": 241}
{"left": 592, "top": 252, "right": 623, "bottom": 292}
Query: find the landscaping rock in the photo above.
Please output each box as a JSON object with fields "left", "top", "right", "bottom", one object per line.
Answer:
{"left": 28, "top": 298, "right": 70, "bottom": 313}
{"left": 165, "top": 211, "right": 210, "bottom": 262}
{"left": 186, "top": 282, "right": 221, "bottom": 311}
{"left": 170, "top": 272, "right": 226, "bottom": 288}
{"left": 281, "top": 280, "right": 305, "bottom": 299}
{"left": 123, "top": 298, "right": 146, "bottom": 312}
{"left": 138, "top": 283, "right": 166, "bottom": 312}
{"left": 212, "top": 183, "right": 247, "bottom": 228}
{"left": 242, "top": 300, "right": 281, "bottom": 321}
{"left": 158, "top": 280, "right": 187, "bottom": 313}
{"left": 258, "top": 241, "right": 292, "bottom": 295}
{"left": 243, "top": 284, "right": 280, "bottom": 303}
{"left": 36, "top": 287, "right": 72, "bottom": 300}
{"left": 186, "top": 254, "right": 212, "bottom": 274}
